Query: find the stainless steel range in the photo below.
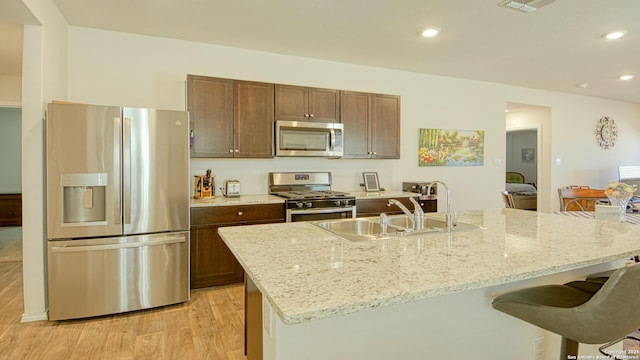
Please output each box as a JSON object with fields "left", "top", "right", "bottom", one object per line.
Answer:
{"left": 269, "top": 172, "right": 356, "bottom": 222}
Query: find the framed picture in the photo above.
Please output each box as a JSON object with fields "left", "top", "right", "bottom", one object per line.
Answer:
{"left": 363, "top": 172, "right": 380, "bottom": 192}
{"left": 521, "top": 148, "right": 535, "bottom": 163}
{"left": 418, "top": 128, "right": 484, "bottom": 167}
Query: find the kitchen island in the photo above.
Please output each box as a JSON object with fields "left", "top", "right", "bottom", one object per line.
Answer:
{"left": 218, "top": 209, "right": 640, "bottom": 360}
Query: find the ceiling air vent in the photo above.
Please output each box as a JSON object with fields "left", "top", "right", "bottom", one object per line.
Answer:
{"left": 498, "top": 0, "right": 556, "bottom": 13}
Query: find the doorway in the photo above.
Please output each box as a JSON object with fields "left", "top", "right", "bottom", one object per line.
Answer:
{"left": 506, "top": 102, "right": 551, "bottom": 212}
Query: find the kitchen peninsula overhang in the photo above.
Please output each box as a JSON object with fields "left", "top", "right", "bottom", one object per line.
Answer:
{"left": 219, "top": 208, "right": 640, "bottom": 325}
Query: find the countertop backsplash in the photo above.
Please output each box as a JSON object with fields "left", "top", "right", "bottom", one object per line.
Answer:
{"left": 190, "top": 157, "right": 397, "bottom": 197}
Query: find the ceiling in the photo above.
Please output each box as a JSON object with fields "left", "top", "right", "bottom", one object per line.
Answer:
{"left": 3, "top": 0, "right": 640, "bottom": 104}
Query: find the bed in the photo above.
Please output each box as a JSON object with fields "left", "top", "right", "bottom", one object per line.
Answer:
{"left": 505, "top": 183, "right": 537, "bottom": 195}
{"left": 505, "top": 183, "right": 537, "bottom": 210}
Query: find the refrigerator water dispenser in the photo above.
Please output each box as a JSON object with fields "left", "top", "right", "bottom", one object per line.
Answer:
{"left": 61, "top": 173, "right": 108, "bottom": 224}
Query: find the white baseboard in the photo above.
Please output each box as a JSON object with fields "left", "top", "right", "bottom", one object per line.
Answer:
{"left": 21, "top": 311, "right": 48, "bottom": 322}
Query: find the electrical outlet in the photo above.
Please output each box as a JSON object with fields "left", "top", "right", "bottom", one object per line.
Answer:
{"left": 534, "top": 336, "right": 544, "bottom": 360}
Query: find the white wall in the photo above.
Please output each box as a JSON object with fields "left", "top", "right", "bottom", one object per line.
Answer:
{"left": 0, "top": 75, "right": 21, "bottom": 104}
{"left": 66, "top": 27, "right": 640, "bottom": 212}
{"left": 20, "top": 0, "right": 68, "bottom": 321}
{"left": 0, "top": 107, "right": 22, "bottom": 193}
{"left": 506, "top": 130, "right": 537, "bottom": 183}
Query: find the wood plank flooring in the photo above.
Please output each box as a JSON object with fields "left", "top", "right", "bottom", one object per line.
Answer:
{"left": 0, "top": 227, "right": 247, "bottom": 360}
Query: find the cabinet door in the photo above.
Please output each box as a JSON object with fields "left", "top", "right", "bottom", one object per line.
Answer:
{"left": 341, "top": 91, "right": 371, "bottom": 158}
{"left": 356, "top": 197, "right": 434, "bottom": 217}
{"left": 234, "top": 80, "right": 275, "bottom": 158}
{"left": 187, "top": 75, "right": 234, "bottom": 158}
{"left": 190, "top": 224, "right": 244, "bottom": 288}
{"left": 370, "top": 94, "right": 400, "bottom": 159}
{"left": 356, "top": 197, "right": 412, "bottom": 217}
{"left": 0, "top": 194, "right": 22, "bottom": 226}
{"left": 275, "top": 84, "right": 308, "bottom": 121}
{"left": 308, "top": 87, "right": 340, "bottom": 123}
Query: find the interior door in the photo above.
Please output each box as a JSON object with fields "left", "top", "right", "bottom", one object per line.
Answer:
{"left": 123, "top": 108, "right": 190, "bottom": 235}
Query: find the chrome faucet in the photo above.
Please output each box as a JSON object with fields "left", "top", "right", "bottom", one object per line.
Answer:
{"left": 426, "top": 181, "right": 455, "bottom": 232}
{"left": 387, "top": 199, "right": 423, "bottom": 231}
{"left": 379, "top": 212, "right": 389, "bottom": 236}
{"left": 409, "top": 197, "right": 424, "bottom": 231}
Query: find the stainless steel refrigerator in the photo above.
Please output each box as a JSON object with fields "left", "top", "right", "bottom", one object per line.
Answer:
{"left": 46, "top": 102, "right": 190, "bottom": 321}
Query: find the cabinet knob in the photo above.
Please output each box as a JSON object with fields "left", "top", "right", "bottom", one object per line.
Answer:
{"left": 235, "top": 149, "right": 239, "bottom": 153}
{"left": 309, "top": 114, "right": 314, "bottom": 118}
{"left": 373, "top": 152, "right": 377, "bottom": 155}
{"left": 229, "top": 149, "right": 234, "bottom": 153}
{"left": 237, "top": 211, "right": 243, "bottom": 216}
{"left": 304, "top": 114, "right": 309, "bottom": 118}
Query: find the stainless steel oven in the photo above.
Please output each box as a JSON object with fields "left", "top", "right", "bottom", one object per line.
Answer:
{"left": 269, "top": 172, "right": 356, "bottom": 222}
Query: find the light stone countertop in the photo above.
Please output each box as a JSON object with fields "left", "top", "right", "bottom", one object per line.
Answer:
{"left": 218, "top": 208, "right": 640, "bottom": 325}
{"left": 190, "top": 194, "right": 284, "bottom": 207}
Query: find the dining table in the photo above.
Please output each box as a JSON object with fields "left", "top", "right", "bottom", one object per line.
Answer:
{"left": 555, "top": 210, "right": 640, "bottom": 225}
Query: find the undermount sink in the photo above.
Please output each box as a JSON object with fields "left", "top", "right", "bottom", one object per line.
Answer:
{"left": 313, "top": 215, "right": 483, "bottom": 241}
{"left": 315, "top": 219, "right": 385, "bottom": 241}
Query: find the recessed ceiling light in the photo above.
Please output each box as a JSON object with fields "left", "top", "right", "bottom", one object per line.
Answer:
{"left": 619, "top": 74, "right": 634, "bottom": 81}
{"left": 604, "top": 31, "right": 626, "bottom": 40}
{"left": 577, "top": 83, "right": 589, "bottom": 88}
{"left": 421, "top": 28, "right": 441, "bottom": 38}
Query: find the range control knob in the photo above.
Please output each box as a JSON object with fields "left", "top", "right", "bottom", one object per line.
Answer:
{"left": 305, "top": 202, "right": 313, "bottom": 208}
{"left": 334, "top": 200, "right": 344, "bottom": 207}
{"left": 296, "top": 202, "right": 305, "bottom": 209}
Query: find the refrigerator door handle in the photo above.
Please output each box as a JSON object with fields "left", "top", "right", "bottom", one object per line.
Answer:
{"left": 114, "top": 116, "right": 122, "bottom": 225}
{"left": 50, "top": 236, "right": 185, "bottom": 253}
{"left": 123, "top": 116, "right": 132, "bottom": 225}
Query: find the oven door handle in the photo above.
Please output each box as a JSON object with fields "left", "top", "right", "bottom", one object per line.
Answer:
{"left": 290, "top": 206, "right": 354, "bottom": 215}
{"left": 287, "top": 206, "right": 356, "bottom": 222}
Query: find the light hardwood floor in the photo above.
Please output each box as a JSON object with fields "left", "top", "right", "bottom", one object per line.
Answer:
{"left": 0, "top": 227, "right": 247, "bottom": 360}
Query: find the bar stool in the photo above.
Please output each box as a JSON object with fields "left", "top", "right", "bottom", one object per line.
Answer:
{"left": 492, "top": 263, "right": 640, "bottom": 360}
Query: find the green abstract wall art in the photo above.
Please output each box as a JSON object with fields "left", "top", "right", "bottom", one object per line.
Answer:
{"left": 418, "top": 128, "right": 485, "bottom": 166}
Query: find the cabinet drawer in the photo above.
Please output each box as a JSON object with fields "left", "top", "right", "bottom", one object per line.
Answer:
{"left": 356, "top": 197, "right": 410, "bottom": 217}
{"left": 191, "top": 203, "right": 285, "bottom": 225}
{"left": 356, "top": 197, "right": 436, "bottom": 217}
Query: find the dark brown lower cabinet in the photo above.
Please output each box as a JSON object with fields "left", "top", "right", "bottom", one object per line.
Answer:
{"left": 190, "top": 203, "right": 285, "bottom": 289}
{"left": 0, "top": 194, "right": 22, "bottom": 226}
{"left": 356, "top": 196, "right": 436, "bottom": 217}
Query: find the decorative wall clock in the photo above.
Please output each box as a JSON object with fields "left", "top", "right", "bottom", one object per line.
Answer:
{"left": 595, "top": 116, "right": 617, "bottom": 149}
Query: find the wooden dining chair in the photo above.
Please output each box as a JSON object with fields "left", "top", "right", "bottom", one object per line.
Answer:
{"left": 563, "top": 198, "right": 608, "bottom": 211}
{"left": 501, "top": 191, "right": 515, "bottom": 208}
{"left": 558, "top": 188, "right": 608, "bottom": 211}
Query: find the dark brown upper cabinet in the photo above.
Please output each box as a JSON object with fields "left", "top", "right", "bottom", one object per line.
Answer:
{"left": 341, "top": 91, "right": 400, "bottom": 159}
{"left": 275, "top": 84, "right": 340, "bottom": 123}
{"left": 187, "top": 75, "right": 274, "bottom": 158}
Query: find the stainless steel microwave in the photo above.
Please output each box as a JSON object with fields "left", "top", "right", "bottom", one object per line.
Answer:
{"left": 275, "top": 120, "right": 344, "bottom": 157}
